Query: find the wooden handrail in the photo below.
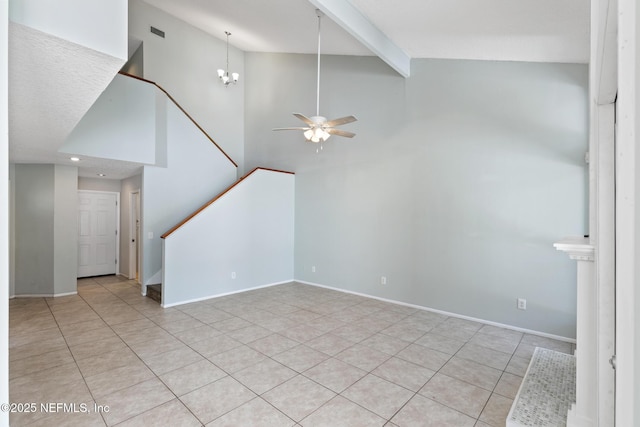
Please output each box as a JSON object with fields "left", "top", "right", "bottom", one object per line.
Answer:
{"left": 118, "top": 72, "right": 238, "bottom": 168}
{"left": 161, "top": 167, "right": 295, "bottom": 239}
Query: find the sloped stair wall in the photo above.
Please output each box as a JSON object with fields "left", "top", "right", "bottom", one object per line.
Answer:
{"left": 162, "top": 168, "right": 295, "bottom": 307}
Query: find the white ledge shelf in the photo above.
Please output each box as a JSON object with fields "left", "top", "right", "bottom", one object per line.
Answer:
{"left": 554, "top": 237, "right": 595, "bottom": 261}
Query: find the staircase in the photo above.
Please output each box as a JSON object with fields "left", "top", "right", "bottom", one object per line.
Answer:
{"left": 146, "top": 284, "right": 162, "bottom": 303}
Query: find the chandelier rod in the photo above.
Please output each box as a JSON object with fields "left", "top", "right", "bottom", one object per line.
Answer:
{"left": 316, "top": 10, "right": 322, "bottom": 117}
{"left": 225, "top": 31, "right": 230, "bottom": 78}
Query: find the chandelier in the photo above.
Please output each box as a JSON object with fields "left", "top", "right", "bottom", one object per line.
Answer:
{"left": 217, "top": 31, "right": 239, "bottom": 86}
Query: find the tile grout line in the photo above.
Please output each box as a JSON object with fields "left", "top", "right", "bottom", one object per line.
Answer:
{"left": 44, "top": 277, "right": 110, "bottom": 427}
{"left": 10, "top": 279, "right": 570, "bottom": 426}
{"left": 64, "top": 277, "right": 194, "bottom": 427}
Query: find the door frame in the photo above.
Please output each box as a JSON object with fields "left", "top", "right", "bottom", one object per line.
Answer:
{"left": 592, "top": 103, "right": 616, "bottom": 427}
{"left": 77, "top": 190, "right": 120, "bottom": 277}
{"left": 129, "top": 190, "right": 141, "bottom": 283}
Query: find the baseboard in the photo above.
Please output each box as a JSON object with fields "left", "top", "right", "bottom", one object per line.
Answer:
{"left": 161, "top": 279, "right": 294, "bottom": 308}
{"left": 11, "top": 291, "right": 78, "bottom": 298}
{"left": 296, "top": 279, "right": 576, "bottom": 344}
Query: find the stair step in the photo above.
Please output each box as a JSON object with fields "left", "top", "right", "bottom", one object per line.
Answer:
{"left": 146, "top": 284, "right": 161, "bottom": 303}
{"left": 507, "top": 347, "right": 576, "bottom": 427}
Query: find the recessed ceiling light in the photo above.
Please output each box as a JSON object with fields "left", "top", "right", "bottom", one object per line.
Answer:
{"left": 97, "top": 173, "right": 106, "bottom": 177}
{"left": 69, "top": 157, "right": 80, "bottom": 162}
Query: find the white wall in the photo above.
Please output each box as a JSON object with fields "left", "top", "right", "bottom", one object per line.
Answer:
{"left": 142, "top": 99, "right": 237, "bottom": 287}
{"left": 245, "top": 54, "right": 588, "bottom": 339}
{"left": 9, "top": 0, "right": 127, "bottom": 60}
{"left": 1, "top": 0, "right": 9, "bottom": 421}
{"left": 129, "top": 0, "right": 245, "bottom": 172}
{"left": 61, "top": 74, "right": 157, "bottom": 165}
{"left": 163, "top": 169, "right": 295, "bottom": 306}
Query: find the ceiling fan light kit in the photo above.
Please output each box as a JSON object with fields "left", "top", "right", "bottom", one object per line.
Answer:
{"left": 273, "top": 9, "right": 357, "bottom": 147}
{"left": 218, "top": 31, "right": 239, "bottom": 86}
{"left": 304, "top": 126, "right": 330, "bottom": 143}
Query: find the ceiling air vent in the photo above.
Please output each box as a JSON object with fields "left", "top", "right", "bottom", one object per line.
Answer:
{"left": 150, "top": 26, "right": 165, "bottom": 38}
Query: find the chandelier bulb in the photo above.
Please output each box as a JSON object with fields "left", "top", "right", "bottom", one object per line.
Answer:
{"left": 218, "top": 31, "right": 239, "bottom": 86}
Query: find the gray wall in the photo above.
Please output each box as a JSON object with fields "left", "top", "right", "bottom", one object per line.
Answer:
{"left": 13, "top": 164, "right": 78, "bottom": 295}
{"left": 121, "top": 42, "right": 144, "bottom": 78}
{"left": 8, "top": 164, "right": 15, "bottom": 297}
{"left": 129, "top": 0, "right": 245, "bottom": 172}
{"left": 162, "top": 169, "right": 294, "bottom": 306}
{"left": 14, "top": 165, "right": 55, "bottom": 295}
{"left": 53, "top": 166, "right": 78, "bottom": 294}
{"left": 245, "top": 54, "right": 588, "bottom": 338}
{"left": 61, "top": 74, "right": 157, "bottom": 165}
{"left": 78, "top": 177, "right": 122, "bottom": 192}
{"left": 142, "top": 100, "right": 237, "bottom": 286}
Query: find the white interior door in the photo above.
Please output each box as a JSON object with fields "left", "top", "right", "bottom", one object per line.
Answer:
{"left": 78, "top": 191, "right": 118, "bottom": 278}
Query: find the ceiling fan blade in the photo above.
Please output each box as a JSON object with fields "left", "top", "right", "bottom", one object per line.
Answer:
{"left": 324, "top": 115, "right": 357, "bottom": 127}
{"left": 293, "top": 113, "right": 315, "bottom": 126}
{"left": 272, "top": 127, "right": 310, "bottom": 131}
{"left": 327, "top": 128, "right": 356, "bottom": 138}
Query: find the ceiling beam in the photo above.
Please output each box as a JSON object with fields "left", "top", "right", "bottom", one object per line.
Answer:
{"left": 593, "top": 0, "right": 617, "bottom": 105}
{"left": 309, "top": 0, "right": 411, "bottom": 78}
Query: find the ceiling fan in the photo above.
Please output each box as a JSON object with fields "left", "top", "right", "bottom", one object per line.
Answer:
{"left": 273, "top": 9, "right": 357, "bottom": 146}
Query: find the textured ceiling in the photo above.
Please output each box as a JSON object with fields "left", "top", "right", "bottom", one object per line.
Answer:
{"left": 9, "top": 23, "right": 133, "bottom": 179}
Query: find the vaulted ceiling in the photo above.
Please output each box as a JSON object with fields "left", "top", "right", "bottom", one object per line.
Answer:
{"left": 8, "top": 0, "right": 590, "bottom": 179}
{"left": 144, "top": 0, "right": 590, "bottom": 64}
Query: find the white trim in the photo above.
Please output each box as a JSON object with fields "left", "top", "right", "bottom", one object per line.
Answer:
{"left": 590, "top": 102, "right": 616, "bottom": 427}
{"left": 554, "top": 237, "right": 595, "bottom": 261}
{"left": 296, "top": 280, "right": 577, "bottom": 344}
{"left": 0, "top": 1, "right": 8, "bottom": 422}
{"left": 161, "top": 280, "right": 293, "bottom": 308}
{"left": 11, "top": 291, "right": 78, "bottom": 298}
{"left": 616, "top": 0, "right": 639, "bottom": 421}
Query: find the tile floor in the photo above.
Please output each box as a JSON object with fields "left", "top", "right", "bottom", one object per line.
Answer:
{"left": 8, "top": 276, "right": 575, "bottom": 426}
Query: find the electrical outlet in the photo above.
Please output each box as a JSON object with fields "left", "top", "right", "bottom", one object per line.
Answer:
{"left": 312, "top": 266, "right": 316, "bottom": 273}
{"left": 517, "top": 298, "right": 527, "bottom": 310}
{"left": 231, "top": 272, "right": 236, "bottom": 279}
{"left": 381, "top": 276, "right": 387, "bottom": 285}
